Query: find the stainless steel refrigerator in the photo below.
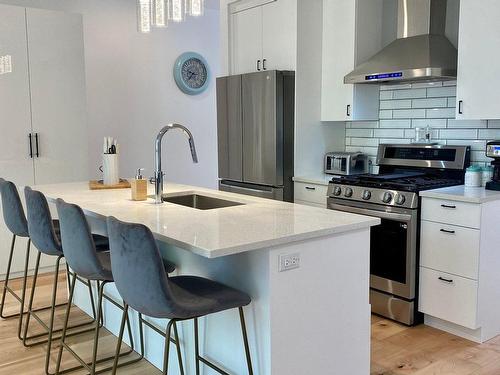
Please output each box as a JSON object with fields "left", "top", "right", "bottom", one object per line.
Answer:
{"left": 217, "top": 70, "right": 295, "bottom": 202}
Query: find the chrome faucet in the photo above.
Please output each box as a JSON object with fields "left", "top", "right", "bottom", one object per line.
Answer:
{"left": 154, "top": 124, "right": 198, "bottom": 204}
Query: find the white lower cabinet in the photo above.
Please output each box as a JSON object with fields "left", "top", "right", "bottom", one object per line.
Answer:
{"left": 294, "top": 182, "right": 328, "bottom": 208}
{"left": 419, "top": 196, "right": 500, "bottom": 343}
{"left": 419, "top": 267, "right": 478, "bottom": 330}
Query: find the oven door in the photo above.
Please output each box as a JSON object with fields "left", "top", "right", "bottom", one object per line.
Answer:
{"left": 328, "top": 199, "right": 418, "bottom": 300}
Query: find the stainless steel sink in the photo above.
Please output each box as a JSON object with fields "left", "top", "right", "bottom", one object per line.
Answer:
{"left": 162, "top": 193, "right": 244, "bottom": 210}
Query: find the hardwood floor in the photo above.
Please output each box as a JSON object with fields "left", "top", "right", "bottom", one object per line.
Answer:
{"left": 371, "top": 315, "right": 500, "bottom": 375}
{"left": 0, "top": 272, "right": 160, "bottom": 375}
{"left": 3, "top": 273, "right": 500, "bottom": 374}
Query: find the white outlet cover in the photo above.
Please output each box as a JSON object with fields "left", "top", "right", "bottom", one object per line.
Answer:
{"left": 279, "top": 253, "right": 300, "bottom": 272}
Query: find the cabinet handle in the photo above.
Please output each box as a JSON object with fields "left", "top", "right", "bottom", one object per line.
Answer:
{"left": 28, "top": 133, "right": 33, "bottom": 158}
{"left": 440, "top": 228, "right": 456, "bottom": 234}
{"left": 346, "top": 104, "right": 351, "bottom": 117}
{"left": 458, "top": 100, "right": 464, "bottom": 114}
{"left": 34, "top": 133, "right": 39, "bottom": 157}
{"left": 438, "top": 276, "right": 454, "bottom": 284}
{"left": 305, "top": 186, "right": 316, "bottom": 191}
{"left": 262, "top": 58, "right": 267, "bottom": 70}
{"left": 440, "top": 204, "right": 456, "bottom": 209}
{"left": 257, "top": 60, "right": 261, "bottom": 71}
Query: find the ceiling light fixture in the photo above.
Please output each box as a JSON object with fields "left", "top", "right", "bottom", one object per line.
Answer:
{"left": 137, "top": 0, "right": 205, "bottom": 33}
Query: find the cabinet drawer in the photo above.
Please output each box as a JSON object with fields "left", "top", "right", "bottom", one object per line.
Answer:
{"left": 294, "top": 182, "right": 328, "bottom": 205}
{"left": 421, "top": 198, "right": 481, "bottom": 229}
{"left": 419, "top": 267, "right": 478, "bottom": 329}
{"left": 420, "top": 220, "right": 480, "bottom": 280}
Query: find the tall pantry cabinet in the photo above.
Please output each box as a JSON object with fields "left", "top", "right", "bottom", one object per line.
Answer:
{"left": 0, "top": 4, "right": 89, "bottom": 279}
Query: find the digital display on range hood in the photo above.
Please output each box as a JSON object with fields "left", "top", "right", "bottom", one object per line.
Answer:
{"left": 365, "top": 72, "right": 403, "bottom": 81}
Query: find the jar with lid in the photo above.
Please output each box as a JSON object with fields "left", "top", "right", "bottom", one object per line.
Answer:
{"left": 465, "top": 165, "right": 482, "bottom": 187}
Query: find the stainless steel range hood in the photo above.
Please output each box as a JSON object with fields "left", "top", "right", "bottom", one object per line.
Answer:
{"left": 344, "top": 0, "right": 457, "bottom": 84}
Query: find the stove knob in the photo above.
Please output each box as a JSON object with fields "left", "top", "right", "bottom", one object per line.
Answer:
{"left": 396, "top": 194, "right": 406, "bottom": 205}
{"left": 333, "top": 186, "right": 342, "bottom": 196}
{"left": 382, "top": 192, "right": 393, "bottom": 203}
{"left": 344, "top": 187, "right": 353, "bottom": 198}
{"left": 362, "top": 190, "right": 371, "bottom": 200}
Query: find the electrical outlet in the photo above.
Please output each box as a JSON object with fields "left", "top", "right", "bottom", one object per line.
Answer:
{"left": 279, "top": 253, "right": 300, "bottom": 272}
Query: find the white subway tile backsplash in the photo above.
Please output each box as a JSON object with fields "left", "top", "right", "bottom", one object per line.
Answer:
{"left": 380, "top": 84, "right": 412, "bottom": 91}
{"left": 373, "top": 129, "right": 405, "bottom": 138}
{"left": 440, "top": 129, "right": 478, "bottom": 139}
{"left": 448, "top": 119, "right": 487, "bottom": 128}
{"left": 425, "top": 108, "right": 455, "bottom": 118}
{"left": 471, "top": 151, "right": 490, "bottom": 162}
{"left": 478, "top": 129, "right": 500, "bottom": 139}
{"left": 393, "top": 109, "right": 426, "bottom": 119}
{"left": 378, "top": 138, "right": 412, "bottom": 145}
{"left": 411, "top": 81, "right": 443, "bottom": 89}
{"left": 380, "top": 91, "right": 393, "bottom": 100}
{"left": 393, "top": 88, "right": 427, "bottom": 99}
{"left": 379, "top": 119, "right": 411, "bottom": 128}
{"left": 447, "top": 139, "right": 486, "bottom": 151}
{"left": 350, "top": 137, "right": 379, "bottom": 147}
{"left": 379, "top": 110, "right": 393, "bottom": 119}
{"left": 350, "top": 121, "right": 379, "bottom": 129}
{"left": 487, "top": 120, "right": 500, "bottom": 128}
{"left": 346, "top": 128, "right": 373, "bottom": 137}
{"left": 344, "top": 81, "right": 493, "bottom": 166}
{"left": 380, "top": 99, "right": 412, "bottom": 110}
{"left": 412, "top": 119, "right": 447, "bottom": 128}
{"left": 427, "top": 86, "right": 456, "bottom": 98}
{"left": 412, "top": 98, "right": 447, "bottom": 108}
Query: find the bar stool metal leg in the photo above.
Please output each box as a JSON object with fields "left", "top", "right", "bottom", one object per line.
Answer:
{"left": 239, "top": 307, "right": 254, "bottom": 375}
{"left": 55, "top": 277, "right": 142, "bottom": 375}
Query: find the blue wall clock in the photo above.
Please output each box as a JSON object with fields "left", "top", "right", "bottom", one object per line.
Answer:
{"left": 173, "top": 52, "right": 210, "bottom": 95}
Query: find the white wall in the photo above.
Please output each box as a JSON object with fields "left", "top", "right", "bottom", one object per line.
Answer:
{"left": 295, "top": 0, "right": 345, "bottom": 178}
{"left": 0, "top": 0, "right": 220, "bottom": 188}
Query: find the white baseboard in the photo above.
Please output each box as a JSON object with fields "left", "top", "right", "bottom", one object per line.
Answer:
{"left": 0, "top": 264, "right": 62, "bottom": 282}
{"left": 425, "top": 315, "right": 483, "bottom": 343}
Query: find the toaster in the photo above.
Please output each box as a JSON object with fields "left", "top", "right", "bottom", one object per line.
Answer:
{"left": 324, "top": 152, "right": 368, "bottom": 175}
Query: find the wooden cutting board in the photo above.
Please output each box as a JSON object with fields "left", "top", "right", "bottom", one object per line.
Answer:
{"left": 89, "top": 179, "right": 131, "bottom": 190}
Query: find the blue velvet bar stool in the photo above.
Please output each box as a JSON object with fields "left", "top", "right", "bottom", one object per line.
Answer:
{"left": 0, "top": 178, "right": 65, "bottom": 341}
{"left": 107, "top": 216, "right": 254, "bottom": 375}
{"left": 23, "top": 186, "right": 109, "bottom": 375}
{"left": 54, "top": 198, "right": 151, "bottom": 374}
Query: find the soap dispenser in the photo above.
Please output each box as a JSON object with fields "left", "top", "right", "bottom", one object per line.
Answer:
{"left": 131, "top": 168, "right": 147, "bottom": 201}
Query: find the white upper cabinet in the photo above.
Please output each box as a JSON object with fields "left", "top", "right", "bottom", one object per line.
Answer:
{"left": 456, "top": 0, "right": 500, "bottom": 120}
{"left": 261, "top": 0, "right": 296, "bottom": 71}
{"left": 230, "top": 5, "right": 263, "bottom": 74}
{"left": 224, "top": 0, "right": 297, "bottom": 75}
{"left": 321, "top": 0, "right": 382, "bottom": 122}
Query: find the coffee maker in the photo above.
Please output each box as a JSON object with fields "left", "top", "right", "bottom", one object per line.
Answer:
{"left": 485, "top": 141, "right": 500, "bottom": 191}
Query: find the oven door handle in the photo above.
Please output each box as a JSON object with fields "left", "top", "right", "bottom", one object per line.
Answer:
{"left": 328, "top": 202, "right": 413, "bottom": 222}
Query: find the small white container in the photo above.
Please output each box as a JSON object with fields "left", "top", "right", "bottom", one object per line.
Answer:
{"left": 482, "top": 165, "right": 494, "bottom": 187}
{"left": 102, "top": 154, "right": 119, "bottom": 185}
{"left": 464, "top": 165, "right": 482, "bottom": 187}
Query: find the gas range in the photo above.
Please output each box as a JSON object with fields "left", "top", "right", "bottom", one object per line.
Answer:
{"left": 327, "top": 173, "right": 463, "bottom": 209}
{"left": 327, "top": 144, "right": 470, "bottom": 326}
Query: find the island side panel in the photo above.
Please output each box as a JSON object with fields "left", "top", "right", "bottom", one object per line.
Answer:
{"left": 269, "top": 229, "right": 371, "bottom": 375}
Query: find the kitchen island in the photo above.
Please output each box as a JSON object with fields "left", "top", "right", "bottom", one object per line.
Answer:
{"left": 35, "top": 182, "right": 379, "bottom": 375}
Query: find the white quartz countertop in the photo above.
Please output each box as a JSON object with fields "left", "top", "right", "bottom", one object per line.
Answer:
{"left": 34, "top": 182, "right": 379, "bottom": 258}
{"left": 420, "top": 185, "right": 500, "bottom": 204}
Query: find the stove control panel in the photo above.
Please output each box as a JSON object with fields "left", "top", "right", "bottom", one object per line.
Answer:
{"left": 326, "top": 184, "right": 419, "bottom": 209}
